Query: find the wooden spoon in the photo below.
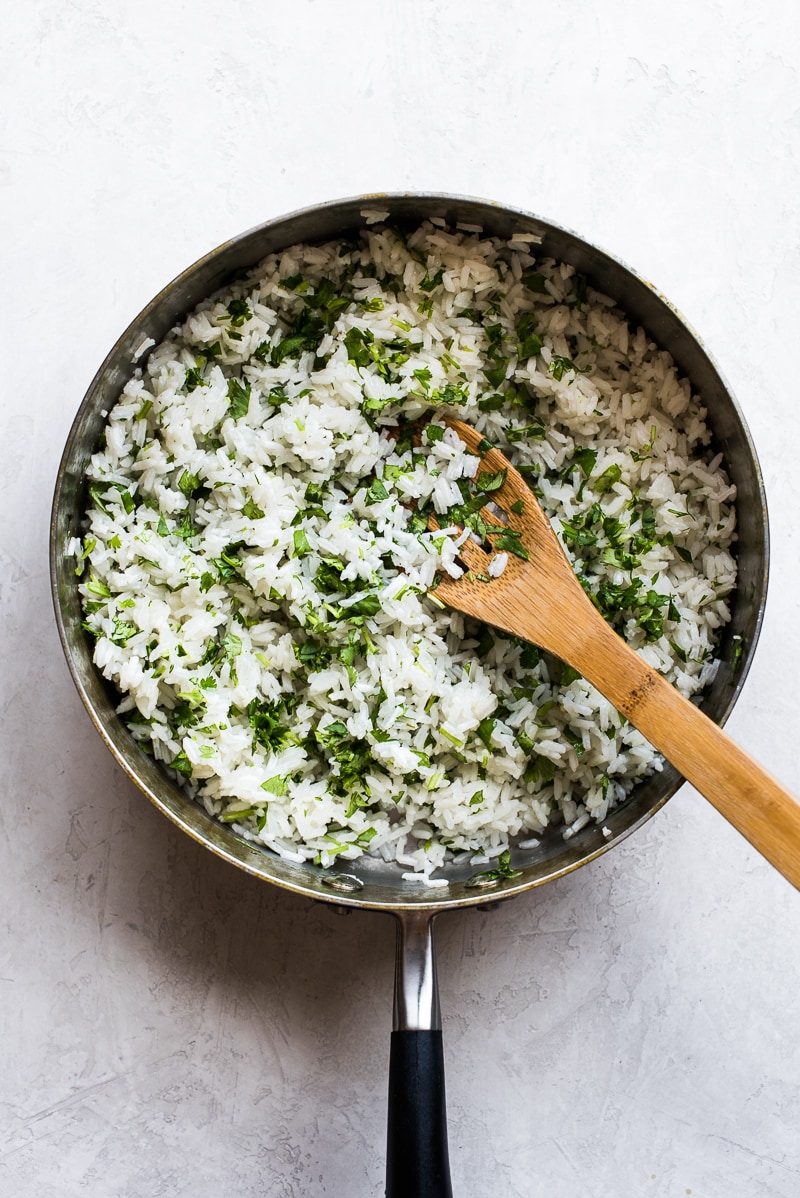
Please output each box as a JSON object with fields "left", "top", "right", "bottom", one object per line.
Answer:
{"left": 430, "top": 419, "right": 800, "bottom": 889}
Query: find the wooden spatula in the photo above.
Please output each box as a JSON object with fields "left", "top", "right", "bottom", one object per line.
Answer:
{"left": 429, "top": 419, "right": 800, "bottom": 889}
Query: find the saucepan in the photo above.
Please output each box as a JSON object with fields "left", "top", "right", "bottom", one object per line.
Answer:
{"left": 50, "top": 194, "right": 769, "bottom": 1196}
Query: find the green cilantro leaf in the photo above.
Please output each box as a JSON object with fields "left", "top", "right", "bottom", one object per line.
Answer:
{"left": 178, "top": 470, "right": 201, "bottom": 497}
{"left": 594, "top": 463, "right": 622, "bottom": 493}
{"left": 261, "top": 775, "right": 288, "bottom": 796}
{"left": 242, "top": 497, "right": 265, "bottom": 520}
{"left": 365, "top": 478, "right": 390, "bottom": 505}
{"left": 227, "top": 377, "right": 251, "bottom": 420}
{"left": 573, "top": 448, "right": 598, "bottom": 477}
{"left": 475, "top": 468, "right": 507, "bottom": 493}
{"left": 521, "top": 271, "right": 548, "bottom": 294}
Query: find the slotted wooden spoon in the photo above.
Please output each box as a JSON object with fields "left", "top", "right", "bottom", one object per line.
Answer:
{"left": 431, "top": 420, "right": 800, "bottom": 889}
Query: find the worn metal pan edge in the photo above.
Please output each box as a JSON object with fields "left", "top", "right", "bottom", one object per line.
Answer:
{"left": 50, "top": 192, "right": 769, "bottom": 912}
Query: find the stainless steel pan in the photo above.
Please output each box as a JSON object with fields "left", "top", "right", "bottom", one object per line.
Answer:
{"left": 50, "top": 194, "right": 768, "bottom": 1197}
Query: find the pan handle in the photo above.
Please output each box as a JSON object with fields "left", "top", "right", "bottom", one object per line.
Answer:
{"left": 386, "top": 910, "right": 453, "bottom": 1198}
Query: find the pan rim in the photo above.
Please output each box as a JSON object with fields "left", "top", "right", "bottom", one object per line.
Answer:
{"left": 50, "top": 191, "right": 770, "bottom": 911}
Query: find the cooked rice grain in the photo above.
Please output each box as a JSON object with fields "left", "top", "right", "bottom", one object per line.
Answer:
{"left": 76, "top": 221, "right": 736, "bottom": 878}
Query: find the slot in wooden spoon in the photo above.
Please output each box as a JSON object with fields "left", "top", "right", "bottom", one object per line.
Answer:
{"left": 431, "top": 419, "right": 800, "bottom": 890}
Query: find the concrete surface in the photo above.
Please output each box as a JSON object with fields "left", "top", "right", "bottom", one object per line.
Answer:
{"left": 2, "top": 2, "right": 799, "bottom": 1195}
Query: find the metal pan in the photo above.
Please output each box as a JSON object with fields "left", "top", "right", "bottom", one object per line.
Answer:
{"left": 50, "top": 194, "right": 768, "bottom": 1197}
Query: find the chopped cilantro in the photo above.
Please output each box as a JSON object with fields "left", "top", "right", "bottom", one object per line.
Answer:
{"left": 549, "top": 355, "right": 585, "bottom": 382}
{"left": 170, "top": 750, "right": 193, "bottom": 778}
{"left": 73, "top": 536, "right": 97, "bottom": 576}
{"left": 731, "top": 634, "right": 745, "bottom": 669}
{"left": 563, "top": 728, "right": 585, "bottom": 757}
{"left": 88, "top": 484, "right": 111, "bottom": 515}
{"left": 507, "top": 421, "right": 545, "bottom": 443}
{"left": 210, "top": 541, "right": 247, "bottom": 586}
{"left": 483, "top": 360, "right": 508, "bottom": 388}
{"left": 475, "top": 468, "right": 507, "bottom": 493}
{"left": 303, "top": 277, "right": 352, "bottom": 328}
{"left": 242, "top": 497, "right": 264, "bottom": 520}
{"left": 226, "top": 377, "right": 251, "bottom": 420}
{"left": 561, "top": 520, "right": 598, "bottom": 549}
{"left": 178, "top": 469, "right": 201, "bottom": 497}
{"left": 573, "top": 448, "right": 598, "bottom": 477}
{"left": 341, "top": 593, "right": 381, "bottom": 618}
{"left": 594, "top": 463, "right": 623, "bottom": 493}
{"left": 476, "top": 717, "right": 496, "bottom": 750}
{"left": 344, "top": 326, "right": 374, "bottom": 369}
{"left": 557, "top": 663, "right": 582, "bottom": 686}
{"left": 516, "top": 312, "right": 544, "bottom": 359}
{"left": 470, "top": 849, "right": 522, "bottom": 883}
{"left": 420, "top": 268, "right": 444, "bottom": 292}
{"left": 669, "top": 640, "right": 688, "bottom": 663}
{"left": 268, "top": 386, "right": 290, "bottom": 408}
{"left": 220, "top": 807, "right": 260, "bottom": 824}
{"left": 519, "top": 644, "right": 540, "bottom": 670}
{"left": 493, "top": 532, "right": 530, "bottom": 560}
{"left": 515, "top": 728, "right": 536, "bottom": 754}
{"left": 270, "top": 307, "right": 326, "bottom": 366}
{"left": 247, "top": 697, "right": 294, "bottom": 754}
{"left": 226, "top": 297, "right": 252, "bottom": 327}
{"left": 184, "top": 365, "right": 206, "bottom": 392}
{"left": 110, "top": 619, "right": 137, "bottom": 647}
{"left": 521, "top": 271, "right": 548, "bottom": 294}
{"left": 222, "top": 631, "right": 242, "bottom": 664}
{"left": 261, "top": 775, "right": 288, "bottom": 796}
{"left": 524, "top": 755, "right": 556, "bottom": 785}
{"left": 294, "top": 637, "right": 334, "bottom": 671}
{"left": 312, "top": 721, "right": 376, "bottom": 794}
{"left": 305, "top": 480, "right": 328, "bottom": 505}
{"left": 365, "top": 477, "right": 390, "bottom": 505}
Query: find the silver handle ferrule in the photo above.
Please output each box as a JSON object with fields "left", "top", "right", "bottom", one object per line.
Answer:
{"left": 392, "top": 910, "right": 441, "bottom": 1031}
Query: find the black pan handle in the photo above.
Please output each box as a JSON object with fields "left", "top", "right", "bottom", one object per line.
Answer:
{"left": 385, "top": 911, "right": 453, "bottom": 1198}
{"left": 387, "top": 1029, "right": 452, "bottom": 1197}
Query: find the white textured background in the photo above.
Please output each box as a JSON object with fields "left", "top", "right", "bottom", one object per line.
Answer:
{"left": 2, "top": 2, "right": 800, "bottom": 1195}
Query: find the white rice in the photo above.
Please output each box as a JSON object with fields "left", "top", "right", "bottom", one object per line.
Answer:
{"left": 74, "top": 220, "right": 737, "bottom": 879}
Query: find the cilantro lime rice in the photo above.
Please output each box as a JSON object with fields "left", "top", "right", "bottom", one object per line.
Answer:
{"left": 74, "top": 217, "right": 737, "bottom": 881}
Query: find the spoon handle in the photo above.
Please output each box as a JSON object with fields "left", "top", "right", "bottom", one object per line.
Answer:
{"left": 533, "top": 606, "right": 800, "bottom": 889}
{"left": 574, "top": 613, "right": 800, "bottom": 886}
